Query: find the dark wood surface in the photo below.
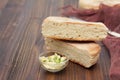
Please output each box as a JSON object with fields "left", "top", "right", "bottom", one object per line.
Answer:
{"left": 0, "top": 0, "right": 110, "bottom": 80}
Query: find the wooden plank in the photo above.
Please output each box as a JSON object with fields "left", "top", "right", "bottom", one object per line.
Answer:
{"left": 0, "top": 0, "right": 26, "bottom": 79}
{"left": 0, "top": 0, "right": 40, "bottom": 80}
{"left": 7, "top": 19, "right": 40, "bottom": 80}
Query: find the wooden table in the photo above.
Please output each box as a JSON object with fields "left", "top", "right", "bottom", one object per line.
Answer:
{"left": 0, "top": 0, "right": 110, "bottom": 80}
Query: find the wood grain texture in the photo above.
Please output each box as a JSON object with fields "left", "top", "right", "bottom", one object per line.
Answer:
{"left": 0, "top": 0, "right": 110, "bottom": 80}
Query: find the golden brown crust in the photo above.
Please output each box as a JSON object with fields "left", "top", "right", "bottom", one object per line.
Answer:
{"left": 88, "top": 43, "right": 101, "bottom": 56}
{"left": 44, "top": 36, "right": 103, "bottom": 41}
{"left": 44, "top": 16, "right": 107, "bottom": 27}
{"left": 69, "top": 42, "right": 101, "bottom": 57}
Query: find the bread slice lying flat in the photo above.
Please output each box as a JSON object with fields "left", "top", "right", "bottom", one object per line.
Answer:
{"left": 45, "top": 38, "right": 101, "bottom": 68}
{"left": 79, "top": 0, "right": 120, "bottom": 9}
{"left": 42, "top": 16, "right": 108, "bottom": 41}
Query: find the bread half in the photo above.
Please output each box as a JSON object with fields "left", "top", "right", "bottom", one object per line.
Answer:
{"left": 42, "top": 16, "right": 108, "bottom": 41}
{"left": 45, "top": 38, "right": 101, "bottom": 68}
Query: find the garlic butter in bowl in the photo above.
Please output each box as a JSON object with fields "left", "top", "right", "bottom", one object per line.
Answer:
{"left": 39, "top": 51, "right": 69, "bottom": 72}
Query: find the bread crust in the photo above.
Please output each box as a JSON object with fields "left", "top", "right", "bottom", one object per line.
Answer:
{"left": 68, "top": 41, "right": 101, "bottom": 57}
{"left": 45, "top": 36, "right": 104, "bottom": 41}
{"left": 42, "top": 16, "right": 108, "bottom": 41}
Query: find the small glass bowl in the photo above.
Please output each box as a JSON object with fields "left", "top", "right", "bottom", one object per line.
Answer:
{"left": 39, "top": 51, "right": 69, "bottom": 72}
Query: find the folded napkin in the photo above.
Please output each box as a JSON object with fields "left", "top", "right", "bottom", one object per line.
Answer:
{"left": 62, "top": 4, "right": 120, "bottom": 80}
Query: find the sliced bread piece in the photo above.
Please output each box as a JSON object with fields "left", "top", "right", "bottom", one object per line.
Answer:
{"left": 45, "top": 38, "right": 101, "bottom": 68}
{"left": 42, "top": 16, "right": 108, "bottom": 41}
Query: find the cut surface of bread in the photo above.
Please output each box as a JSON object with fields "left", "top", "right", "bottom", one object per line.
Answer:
{"left": 79, "top": 0, "right": 120, "bottom": 9}
{"left": 42, "top": 16, "right": 108, "bottom": 41}
{"left": 45, "top": 38, "right": 101, "bottom": 68}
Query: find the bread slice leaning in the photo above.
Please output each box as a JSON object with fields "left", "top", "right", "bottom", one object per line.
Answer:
{"left": 42, "top": 16, "right": 108, "bottom": 41}
{"left": 45, "top": 38, "right": 101, "bottom": 68}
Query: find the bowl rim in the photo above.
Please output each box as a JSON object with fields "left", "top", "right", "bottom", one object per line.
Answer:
{"left": 39, "top": 50, "right": 69, "bottom": 60}
{"left": 39, "top": 50, "right": 69, "bottom": 72}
